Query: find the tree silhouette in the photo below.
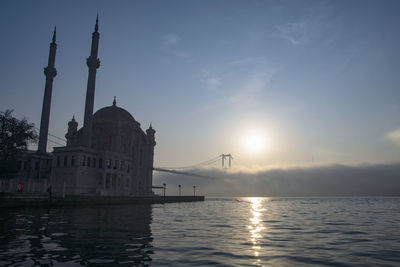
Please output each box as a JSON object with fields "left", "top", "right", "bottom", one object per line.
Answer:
{"left": 0, "top": 110, "right": 37, "bottom": 178}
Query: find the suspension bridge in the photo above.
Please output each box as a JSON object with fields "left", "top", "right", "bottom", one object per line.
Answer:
{"left": 154, "top": 153, "right": 233, "bottom": 179}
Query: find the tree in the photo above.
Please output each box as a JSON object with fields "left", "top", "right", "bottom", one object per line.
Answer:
{"left": 0, "top": 110, "right": 37, "bottom": 178}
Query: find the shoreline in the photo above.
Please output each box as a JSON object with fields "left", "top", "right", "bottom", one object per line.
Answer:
{"left": 0, "top": 194, "right": 205, "bottom": 208}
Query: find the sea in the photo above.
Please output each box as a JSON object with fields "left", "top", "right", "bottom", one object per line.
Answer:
{"left": 1, "top": 197, "right": 399, "bottom": 266}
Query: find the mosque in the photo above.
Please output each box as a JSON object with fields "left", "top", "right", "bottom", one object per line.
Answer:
{"left": 17, "top": 17, "right": 156, "bottom": 196}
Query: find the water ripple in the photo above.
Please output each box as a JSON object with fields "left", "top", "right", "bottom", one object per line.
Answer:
{"left": 1, "top": 197, "right": 400, "bottom": 266}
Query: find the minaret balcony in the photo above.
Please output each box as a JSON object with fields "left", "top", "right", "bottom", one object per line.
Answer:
{"left": 44, "top": 67, "right": 57, "bottom": 77}
{"left": 86, "top": 57, "right": 100, "bottom": 69}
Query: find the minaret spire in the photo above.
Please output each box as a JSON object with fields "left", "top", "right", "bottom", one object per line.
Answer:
{"left": 38, "top": 28, "right": 58, "bottom": 153}
{"left": 82, "top": 16, "right": 101, "bottom": 147}
{"left": 95, "top": 14, "right": 99, "bottom": 32}
{"left": 52, "top": 26, "right": 56, "bottom": 43}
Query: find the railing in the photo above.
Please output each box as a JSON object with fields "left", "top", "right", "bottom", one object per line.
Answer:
{"left": 0, "top": 178, "right": 49, "bottom": 194}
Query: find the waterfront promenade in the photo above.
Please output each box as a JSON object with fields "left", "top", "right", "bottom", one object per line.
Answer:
{"left": 0, "top": 194, "right": 205, "bottom": 208}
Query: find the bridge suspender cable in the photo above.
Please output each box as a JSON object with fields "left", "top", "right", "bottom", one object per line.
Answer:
{"left": 153, "top": 154, "right": 233, "bottom": 179}
{"left": 156, "top": 156, "right": 221, "bottom": 170}
{"left": 153, "top": 168, "right": 217, "bottom": 179}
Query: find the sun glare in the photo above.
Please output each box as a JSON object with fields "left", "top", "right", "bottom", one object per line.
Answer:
{"left": 245, "top": 133, "right": 265, "bottom": 153}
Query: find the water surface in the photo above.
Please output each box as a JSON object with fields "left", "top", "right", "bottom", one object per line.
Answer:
{"left": 1, "top": 197, "right": 399, "bottom": 266}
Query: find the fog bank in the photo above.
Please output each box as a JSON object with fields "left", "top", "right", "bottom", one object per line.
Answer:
{"left": 153, "top": 162, "right": 400, "bottom": 196}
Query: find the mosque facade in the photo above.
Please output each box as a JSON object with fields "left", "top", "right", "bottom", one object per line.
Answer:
{"left": 18, "top": 18, "right": 156, "bottom": 196}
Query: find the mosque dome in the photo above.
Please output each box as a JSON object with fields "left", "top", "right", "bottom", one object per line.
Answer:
{"left": 91, "top": 99, "right": 143, "bottom": 153}
{"left": 93, "top": 99, "right": 140, "bottom": 128}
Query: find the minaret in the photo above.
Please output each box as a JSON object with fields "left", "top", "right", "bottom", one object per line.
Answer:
{"left": 38, "top": 27, "right": 57, "bottom": 153}
{"left": 146, "top": 124, "right": 156, "bottom": 146}
{"left": 146, "top": 124, "right": 156, "bottom": 194}
{"left": 82, "top": 15, "right": 100, "bottom": 147}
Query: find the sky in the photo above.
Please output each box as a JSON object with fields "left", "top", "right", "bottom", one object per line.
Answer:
{"left": 1, "top": 1, "right": 400, "bottom": 195}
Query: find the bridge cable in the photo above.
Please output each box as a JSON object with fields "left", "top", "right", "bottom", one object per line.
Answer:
{"left": 156, "top": 155, "right": 221, "bottom": 170}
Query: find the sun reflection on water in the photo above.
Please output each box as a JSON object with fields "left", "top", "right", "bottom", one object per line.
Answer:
{"left": 246, "top": 197, "right": 266, "bottom": 265}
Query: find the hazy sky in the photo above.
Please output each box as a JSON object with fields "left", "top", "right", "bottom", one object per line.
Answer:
{"left": 1, "top": 0, "right": 400, "bottom": 170}
{"left": 159, "top": 162, "right": 400, "bottom": 196}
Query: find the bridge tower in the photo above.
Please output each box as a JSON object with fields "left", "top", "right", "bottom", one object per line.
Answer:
{"left": 221, "top": 153, "right": 233, "bottom": 168}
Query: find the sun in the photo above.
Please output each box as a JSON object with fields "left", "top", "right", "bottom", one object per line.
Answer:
{"left": 245, "top": 133, "right": 265, "bottom": 153}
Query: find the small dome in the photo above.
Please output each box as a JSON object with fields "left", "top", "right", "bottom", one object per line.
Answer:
{"left": 68, "top": 115, "right": 78, "bottom": 126}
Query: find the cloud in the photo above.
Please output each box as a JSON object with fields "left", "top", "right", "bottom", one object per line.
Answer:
{"left": 228, "top": 57, "right": 257, "bottom": 66}
{"left": 205, "top": 78, "right": 220, "bottom": 86}
{"left": 199, "top": 69, "right": 219, "bottom": 89}
{"left": 200, "top": 70, "right": 221, "bottom": 88}
{"left": 228, "top": 71, "right": 271, "bottom": 104}
{"left": 162, "top": 34, "right": 180, "bottom": 47}
{"left": 276, "top": 22, "right": 307, "bottom": 46}
{"left": 385, "top": 128, "right": 400, "bottom": 146}
{"left": 154, "top": 162, "right": 400, "bottom": 197}
{"left": 160, "top": 33, "right": 190, "bottom": 60}
{"left": 275, "top": 1, "right": 334, "bottom": 47}
{"left": 275, "top": 9, "right": 331, "bottom": 47}
{"left": 199, "top": 57, "right": 276, "bottom": 109}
